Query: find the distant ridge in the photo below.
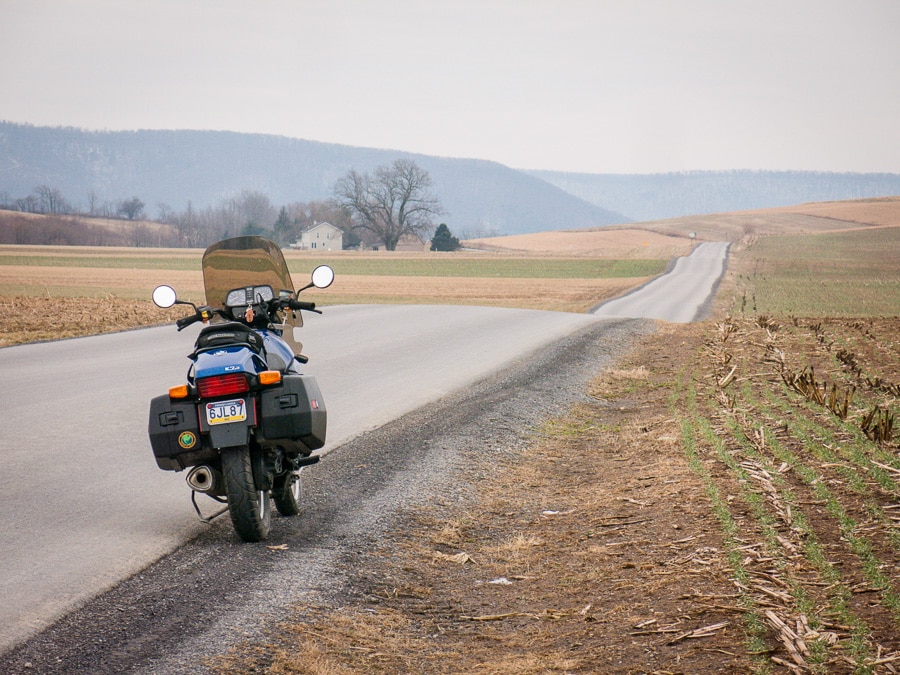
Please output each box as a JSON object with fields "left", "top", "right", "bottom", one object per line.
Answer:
{"left": 529, "top": 169, "right": 900, "bottom": 222}
{"left": 0, "top": 122, "right": 625, "bottom": 235}
{"left": 2, "top": 121, "right": 898, "bottom": 235}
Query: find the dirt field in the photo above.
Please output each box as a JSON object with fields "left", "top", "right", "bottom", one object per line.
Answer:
{"left": 0, "top": 272, "right": 649, "bottom": 346}
{"left": 463, "top": 228, "right": 696, "bottom": 258}
{"left": 584, "top": 197, "right": 900, "bottom": 244}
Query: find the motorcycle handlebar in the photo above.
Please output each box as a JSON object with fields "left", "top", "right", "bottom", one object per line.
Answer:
{"left": 289, "top": 299, "right": 318, "bottom": 312}
{"left": 175, "top": 306, "right": 226, "bottom": 331}
{"left": 173, "top": 301, "right": 318, "bottom": 332}
{"left": 176, "top": 314, "right": 200, "bottom": 331}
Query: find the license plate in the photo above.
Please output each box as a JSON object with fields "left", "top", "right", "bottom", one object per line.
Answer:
{"left": 206, "top": 399, "right": 246, "bottom": 425}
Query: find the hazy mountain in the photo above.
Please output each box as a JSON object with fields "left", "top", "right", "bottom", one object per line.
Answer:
{"left": 0, "top": 122, "right": 626, "bottom": 235}
{"left": 4, "top": 122, "right": 898, "bottom": 236}
{"left": 529, "top": 169, "right": 900, "bottom": 222}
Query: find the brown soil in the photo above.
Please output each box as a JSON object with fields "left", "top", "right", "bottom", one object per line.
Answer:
{"left": 0, "top": 275, "right": 646, "bottom": 346}
{"left": 0, "top": 295, "right": 180, "bottom": 346}
{"left": 208, "top": 316, "right": 900, "bottom": 674}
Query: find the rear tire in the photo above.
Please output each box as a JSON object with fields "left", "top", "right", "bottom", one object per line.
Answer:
{"left": 222, "top": 446, "right": 271, "bottom": 542}
{"left": 272, "top": 470, "right": 302, "bottom": 517}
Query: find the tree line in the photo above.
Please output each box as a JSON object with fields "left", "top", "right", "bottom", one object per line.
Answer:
{"left": 0, "top": 159, "right": 461, "bottom": 251}
{"left": 0, "top": 184, "right": 148, "bottom": 221}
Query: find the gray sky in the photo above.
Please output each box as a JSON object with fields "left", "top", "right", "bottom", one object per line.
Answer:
{"left": 1, "top": 0, "right": 898, "bottom": 174}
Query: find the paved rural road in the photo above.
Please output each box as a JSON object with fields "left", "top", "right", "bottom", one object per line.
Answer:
{"left": 0, "top": 241, "right": 729, "bottom": 654}
{"left": 592, "top": 241, "right": 731, "bottom": 321}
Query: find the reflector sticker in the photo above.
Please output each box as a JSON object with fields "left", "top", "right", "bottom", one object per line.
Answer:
{"left": 178, "top": 431, "right": 197, "bottom": 449}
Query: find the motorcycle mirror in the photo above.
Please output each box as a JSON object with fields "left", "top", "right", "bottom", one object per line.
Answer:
{"left": 152, "top": 285, "right": 178, "bottom": 308}
{"left": 310, "top": 265, "right": 335, "bottom": 289}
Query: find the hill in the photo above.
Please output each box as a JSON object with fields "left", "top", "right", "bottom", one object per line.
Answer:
{"left": 465, "top": 196, "right": 900, "bottom": 254}
{"left": 3, "top": 122, "right": 899, "bottom": 237}
{"left": 530, "top": 169, "right": 900, "bottom": 222}
{"left": 0, "top": 122, "right": 624, "bottom": 237}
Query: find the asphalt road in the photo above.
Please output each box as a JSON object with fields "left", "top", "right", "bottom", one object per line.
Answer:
{"left": 0, "top": 240, "right": 730, "bottom": 654}
{"left": 592, "top": 241, "right": 731, "bottom": 322}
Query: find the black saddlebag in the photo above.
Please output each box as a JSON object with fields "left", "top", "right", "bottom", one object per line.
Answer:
{"left": 258, "top": 374, "right": 326, "bottom": 455}
{"left": 148, "top": 396, "right": 212, "bottom": 471}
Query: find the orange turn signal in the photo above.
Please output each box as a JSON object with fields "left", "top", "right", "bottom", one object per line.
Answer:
{"left": 259, "top": 370, "right": 282, "bottom": 386}
{"left": 168, "top": 384, "right": 190, "bottom": 399}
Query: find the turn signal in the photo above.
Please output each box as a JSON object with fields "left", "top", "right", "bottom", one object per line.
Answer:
{"left": 169, "top": 384, "right": 190, "bottom": 399}
{"left": 259, "top": 370, "right": 282, "bottom": 386}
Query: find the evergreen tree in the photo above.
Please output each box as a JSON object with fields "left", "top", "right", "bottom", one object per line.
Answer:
{"left": 430, "top": 223, "right": 461, "bottom": 251}
{"left": 272, "top": 206, "right": 294, "bottom": 245}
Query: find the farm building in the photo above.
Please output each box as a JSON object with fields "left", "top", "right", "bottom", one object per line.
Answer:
{"left": 290, "top": 222, "right": 343, "bottom": 251}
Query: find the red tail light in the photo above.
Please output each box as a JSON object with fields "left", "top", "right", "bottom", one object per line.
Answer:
{"left": 197, "top": 373, "right": 249, "bottom": 398}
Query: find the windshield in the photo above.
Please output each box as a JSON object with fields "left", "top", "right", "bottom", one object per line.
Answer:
{"left": 201, "top": 236, "right": 302, "bottom": 347}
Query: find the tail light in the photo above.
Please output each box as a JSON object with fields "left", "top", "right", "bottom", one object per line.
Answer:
{"left": 197, "top": 373, "right": 249, "bottom": 398}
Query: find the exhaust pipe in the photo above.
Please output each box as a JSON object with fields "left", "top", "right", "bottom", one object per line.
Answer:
{"left": 186, "top": 465, "right": 222, "bottom": 494}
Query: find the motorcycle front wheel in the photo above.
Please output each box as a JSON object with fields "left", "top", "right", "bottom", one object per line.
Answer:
{"left": 272, "top": 470, "right": 302, "bottom": 517}
{"left": 221, "top": 446, "right": 272, "bottom": 542}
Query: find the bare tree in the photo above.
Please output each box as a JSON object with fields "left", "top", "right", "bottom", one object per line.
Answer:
{"left": 87, "top": 190, "right": 99, "bottom": 216}
{"left": 333, "top": 159, "right": 444, "bottom": 250}
{"left": 15, "top": 194, "right": 40, "bottom": 213}
{"left": 34, "top": 185, "right": 71, "bottom": 214}
{"left": 228, "top": 190, "right": 276, "bottom": 234}
{"left": 157, "top": 202, "right": 176, "bottom": 224}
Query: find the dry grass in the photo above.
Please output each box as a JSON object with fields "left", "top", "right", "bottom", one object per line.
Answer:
{"left": 463, "top": 228, "right": 695, "bottom": 259}
{"left": 765, "top": 196, "right": 900, "bottom": 227}
{"left": 0, "top": 265, "right": 205, "bottom": 300}
{"left": 611, "top": 196, "right": 900, "bottom": 243}
{"left": 320, "top": 274, "right": 649, "bottom": 312}
{"left": 0, "top": 243, "right": 663, "bottom": 344}
{"left": 0, "top": 266, "right": 649, "bottom": 345}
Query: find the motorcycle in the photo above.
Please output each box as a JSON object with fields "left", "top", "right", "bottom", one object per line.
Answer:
{"left": 148, "top": 235, "right": 334, "bottom": 542}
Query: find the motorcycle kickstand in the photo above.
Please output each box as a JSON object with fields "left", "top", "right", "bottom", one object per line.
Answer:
{"left": 191, "top": 491, "right": 229, "bottom": 524}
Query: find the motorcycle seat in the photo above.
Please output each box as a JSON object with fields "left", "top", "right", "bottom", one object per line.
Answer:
{"left": 194, "top": 322, "right": 264, "bottom": 355}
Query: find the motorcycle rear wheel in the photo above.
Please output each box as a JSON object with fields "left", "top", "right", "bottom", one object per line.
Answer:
{"left": 272, "top": 470, "right": 302, "bottom": 516}
{"left": 222, "top": 446, "right": 271, "bottom": 542}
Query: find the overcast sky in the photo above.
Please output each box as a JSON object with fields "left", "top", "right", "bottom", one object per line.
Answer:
{"left": 1, "top": 0, "right": 898, "bottom": 174}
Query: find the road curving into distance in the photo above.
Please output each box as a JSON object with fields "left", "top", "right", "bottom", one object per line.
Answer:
{"left": 592, "top": 241, "right": 730, "bottom": 322}
{"left": 0, "top": 240, "right": 729, "bottom": 655}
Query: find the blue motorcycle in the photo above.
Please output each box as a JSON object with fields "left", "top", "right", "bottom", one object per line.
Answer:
{"left": 148, "top": 236, "right": 334, "bottom": 542}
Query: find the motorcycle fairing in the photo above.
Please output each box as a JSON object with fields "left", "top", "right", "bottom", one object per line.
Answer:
{"left": 261, "top": 330, "right": 300, "bottom": 373}
{"left": 201, "top": 236, "right": 302, "bottom": 353}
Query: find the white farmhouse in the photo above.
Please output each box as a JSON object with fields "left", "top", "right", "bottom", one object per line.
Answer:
{"left": 290, "top": 222, "right": 343, "bottom": 251}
